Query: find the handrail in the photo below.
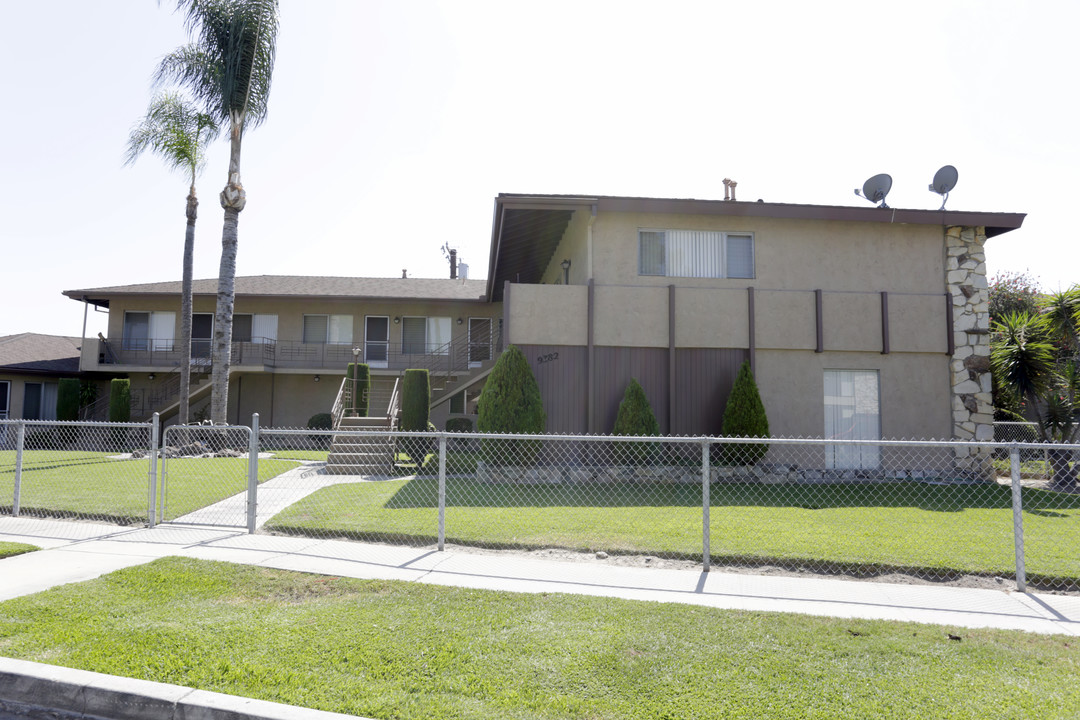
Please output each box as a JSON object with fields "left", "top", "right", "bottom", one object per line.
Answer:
{"left": 331, "top": 376, "right": 349, "bottom": 429}
{"left": 386, "top": 377, "right": 401, "bottom": 429}
{"left": 97, "top": 333, "right": 120, "bottom": 364}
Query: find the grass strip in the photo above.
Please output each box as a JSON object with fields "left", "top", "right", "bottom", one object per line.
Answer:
{"left": 265, "top": 478, "right": 1080, "bottom": 582}
{"left": 0, "top": 451, "right": 299, "bottom": 523}
{"left": 0, "top": 542, "right": 38, "bottom": 559}
{"left": 0, "top": 557, "right": 1075, "bottom": 719}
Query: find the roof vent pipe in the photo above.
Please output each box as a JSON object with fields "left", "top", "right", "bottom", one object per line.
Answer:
{"left": 402, "top": 269, "right": 407, "bottom": 279}
{"left": 723, "top": 178, "right": 738, "bottom": 202}
{"left": 449, "top": 248, "right": 458, "bottom": 279}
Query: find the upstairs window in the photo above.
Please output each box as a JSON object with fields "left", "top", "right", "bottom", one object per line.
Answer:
{"left": 303, "top": 314, "right": 352, "bottom": 344}
{"left": 638, "top": 230, "right": 754, "bottom": 279}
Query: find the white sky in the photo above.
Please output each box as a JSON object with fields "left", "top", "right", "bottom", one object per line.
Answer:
{"left": 1, "top": 0, "right": 1077, "bottom": 339}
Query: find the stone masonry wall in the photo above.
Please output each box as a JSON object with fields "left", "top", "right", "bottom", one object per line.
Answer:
{"left": 946, "top": 226, "right": 994, "bottom": 477}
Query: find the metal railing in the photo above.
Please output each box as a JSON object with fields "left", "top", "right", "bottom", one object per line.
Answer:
{"left": 5, "top": 418, "right": 1078, "bottom": 593}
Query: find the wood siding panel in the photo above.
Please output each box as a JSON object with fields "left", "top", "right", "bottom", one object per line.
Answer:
{"left": 591, "top": 347, "right": 670, "bottom": 434}
{"left": 516, "top": 344, "right": 588, "bottom": 434}
{"left": 673, "top": 348, "right": 749, "bottom": 436}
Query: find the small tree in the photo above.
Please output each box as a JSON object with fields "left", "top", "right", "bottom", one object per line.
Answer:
{"left": 719, "top": 361, "right": 770, "bottom": 465}
{"left": 477, "top": 345, "right": 546, "bottom": 465}
{"left": 399, "top": 369, "right": 431, "bottom": 469}
{"left": 612, "top": 378, "right": 661, "bottom": 465}
{"left": 347, "top": 362, "right": 370, "bottom": 416}
{"left": 57, "top": 378, "right": 81, "bottom": 421}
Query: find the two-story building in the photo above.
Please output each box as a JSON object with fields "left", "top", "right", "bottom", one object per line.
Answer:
{"left": 64, "top": 192, "right": 1024, "bottom": 469}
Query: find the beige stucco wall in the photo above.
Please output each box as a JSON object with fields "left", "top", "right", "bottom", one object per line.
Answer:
{"left": 589, "top": 211, "right": 947, "bottom": 294}
{"left": 822, "top": 292, "right": 882, "bottom": 352}
{"left": 754, "top": 349, "right": 952, "bottom": 440}
{"left": 890, "top": 294, "right": 949, "bottom": 353}
{"left": 673, "top": 287, "right": 749, "bottom": 348}
{"left": 756, "top": 290, "right": 817, "bottom": 350}
{"left": 506, "top": 284, "right": 588, "bottom": 346}
{"left": 593, "top": 286, "right": 668, "bottom": 348}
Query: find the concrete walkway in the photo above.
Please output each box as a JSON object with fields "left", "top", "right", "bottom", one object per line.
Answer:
{"left": 2, "top": 516, "right": 1078, "bottom": 636}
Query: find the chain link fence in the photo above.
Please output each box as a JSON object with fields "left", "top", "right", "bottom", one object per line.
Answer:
{"left": 0, "top": 419, "right": 154, "bottom": 525}
{"left": 3, "top": 417, "right": 1078, "bottom": 593}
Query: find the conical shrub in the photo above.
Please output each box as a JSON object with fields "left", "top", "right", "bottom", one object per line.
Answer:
{"left": 612, "top": 378, "right": 661, "bottom": 465}
{"left": 719, "top": 361, "right": 769, "bottom": 465}
{"left": 477, "top": 345, "right": 546, "bottom": 465}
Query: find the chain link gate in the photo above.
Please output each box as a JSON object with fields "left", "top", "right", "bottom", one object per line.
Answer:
{"left": 160, "top": 423, "right": 255, "bottom": 528}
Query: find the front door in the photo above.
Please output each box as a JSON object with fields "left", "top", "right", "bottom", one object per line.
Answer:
{"left": 468, "top": 318, "right": 492, "bottom": 367}
{"left": 365, "top": 316, "right": 389, "bottom": 368}
{"left": 192, "top": 314, "right": 213, "bottom": 363}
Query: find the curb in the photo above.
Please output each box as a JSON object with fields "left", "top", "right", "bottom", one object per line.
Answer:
{"left": 0, "top": 657, "right": 369, "bottom": 720}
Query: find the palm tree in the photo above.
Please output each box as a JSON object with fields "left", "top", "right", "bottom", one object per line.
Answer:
{"left": 125, "top": 92, "right": 219, "bottom": 425}
{"left": 156, "top": 0, "right": 278, "bottom": 423}
{"left": 991, "top": 289, "right": 1080, "bottom": 489}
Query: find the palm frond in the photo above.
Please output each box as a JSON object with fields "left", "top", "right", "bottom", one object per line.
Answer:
{"left": 1041, "top": 287, "right": 1080, "bottom": 352}
{"left": 125, "top": 92, "right": 220, "bottom": 182}
{"left": 990, "top": 311, "right": 1056, "bottom": 402}
{"left": 162, "top": 0, "right": 278, "bottom": 131}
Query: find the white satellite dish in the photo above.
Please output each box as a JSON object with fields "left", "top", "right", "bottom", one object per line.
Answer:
{"left": 854, "top": 174, "right": 892, "bottom": 208}
{"left": 929, "top": 165, "right": 958, "bottom": 210}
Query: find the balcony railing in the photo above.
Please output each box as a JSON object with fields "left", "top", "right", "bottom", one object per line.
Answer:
{"left": 97, "top": 321, "right": 504, "bottom": 374}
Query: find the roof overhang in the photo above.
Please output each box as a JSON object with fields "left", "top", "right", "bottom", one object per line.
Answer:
{"left": 485, "top": 193, "right": 1026, "bottom": 301}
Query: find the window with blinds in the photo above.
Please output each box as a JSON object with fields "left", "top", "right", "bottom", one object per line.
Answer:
{"left": 638, "top": 230, "right": 754, "bottom": 278}
{"left": 302, "top": 315, "right": 352, "bottom": 344}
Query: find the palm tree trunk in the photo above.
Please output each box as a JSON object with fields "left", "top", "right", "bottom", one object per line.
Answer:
{"left": 179, "top": 187, "right": 197, "bottom": 425}
{"left": 211, "top": 122, "right": 246, "bottom": 425}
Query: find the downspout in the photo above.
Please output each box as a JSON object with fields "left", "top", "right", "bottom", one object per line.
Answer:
{"left": 587, "top": 204, "right": 597, "bottom": 281}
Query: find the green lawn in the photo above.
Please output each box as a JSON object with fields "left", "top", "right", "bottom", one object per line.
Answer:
{"left": 0, "top": 451, "right": 299, "bottom": 523}
{"left": 0, "top": 542, "right": 38, "bottom": 559}
{"left": 0, "top": 558, "right": 1074, "bottom": 719}
{"left": 266, "top": 478, "right": 1080, "bottom": 584}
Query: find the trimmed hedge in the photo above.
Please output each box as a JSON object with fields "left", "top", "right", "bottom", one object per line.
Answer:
{"left": 346, "top": 363, "right": 370, "bottom": 416}
{"left": 612, "top": 378, "right": 661, "bottom": 465}
{"left": 719, "top": 361, "right": 770, "bottom": 465}
{"left": 307, "top": 413, "right": 332, "bottom": 430}
{"left": 446, "top": 417, "right": 474, "bottom": 433}
{"left": 400, "top": 369, "right": 430, "bottom": 432}
{"left": 108, "top": 379, "right": 131, "bottom": 423}
{"left": 477, "top": 345, "right": 546, "bottom": 465}
{"left": 57, "top": 378, "right": 81, "bottom": 421}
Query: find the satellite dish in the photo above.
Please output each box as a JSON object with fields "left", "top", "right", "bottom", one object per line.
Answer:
{"left": 854, "top": 173, "right": 892, "bottom": 208}
{"left": 929, "top": 165, "right": 958, "bottom": 210}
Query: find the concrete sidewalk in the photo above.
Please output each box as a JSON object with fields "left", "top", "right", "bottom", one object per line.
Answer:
{"left": 3, "top": 516, "right": 1078, "bottom": 636}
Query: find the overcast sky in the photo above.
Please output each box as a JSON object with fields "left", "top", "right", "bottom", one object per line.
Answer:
{"left": 2, "top": 0, "right": 1076, "bottom": 339}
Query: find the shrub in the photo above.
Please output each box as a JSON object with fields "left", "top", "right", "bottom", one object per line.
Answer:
{"left": 108, "top": 379, "right": 131, "bottom": 423}
{"left": 718, "top": 361, "right": 769, "bottom": 465}
{"left": 57, "top": 378, "right": 81, "bottom": 421}
{"left": 477, "top": 345, "right": 546, "bottom": 465}
{"left": 446, "top": 417, "right": 474, "bottom": 433}
{"left": 612, "top": 378, "right": 661, "bottom": 465}
{"left": 346, "top": 363, "right": 370, "bottom": 416}
{"left": 400, "top": 369, "right": 430, "bottom": 431}
{"left": 306, "top": 412, "right": 333, "bottom": 450}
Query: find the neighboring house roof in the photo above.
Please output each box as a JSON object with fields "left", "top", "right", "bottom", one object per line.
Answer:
{"left": 64, "top": 276, "right": 489, "bottom": 309}
{"left": 485, "top": 193, "right": 1028, "bottom": 301}
{"left": 0, "top": 333, "right": 82, "bottom": 375}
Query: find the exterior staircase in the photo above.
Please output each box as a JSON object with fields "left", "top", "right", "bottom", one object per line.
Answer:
{"left": 429, "top": 357, "right": 499, "bottom": 409}
{"left": 325, "top": 416, "right": 395, "bottom": 475}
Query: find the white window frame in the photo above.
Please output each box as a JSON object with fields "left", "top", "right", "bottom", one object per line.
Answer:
{"left": 365, "top": 316, "right": 390, "bottom": 368}
{"left": 638, "top": 229, "right": 755, "bottom": 279}
{"left": 0, "top": 380, "right": 9, "bottom": 419}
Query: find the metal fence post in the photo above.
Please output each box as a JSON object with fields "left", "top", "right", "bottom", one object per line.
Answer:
{"left": 1009, "top": 446, "right": 1026, "bottom": 592}
{"left": 702, "top": 438, "right": 711, "bottom": 572}
{"left": 148, "top": 414, "right": 160, "bottom": 528}
{"left": 247, "top": 413, "right": 260, "bottom": 534}
{"left": 438, "top": 434, "right": 447, "bottom": 551}
{"left": 13, "top": 422, "right": 25, "bottom": 517}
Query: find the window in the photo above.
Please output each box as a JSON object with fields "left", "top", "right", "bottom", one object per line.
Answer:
{"left": 123, "top": 311, "right": 175, "bottom": 351}
{"left": 365, "top": 316, "right": 389, "bottom": 366}
{"left": 402, "top": 317, "right": 452, "bottom": 355}
{"left": 22, "top": 382, "right": 57, "bottom": 421}
{"left": 232, "top": 314, "right": 277, "bottom": 344}
{"left": 638, "top": 230, "right": 754, "bottom": 278}
{"left": 0, "top": 380, "right": 8, "bottom": 419}
{"left": 824, "top": 370, "right": 880, "bottom": 470}
{"left": 303, "top": 315, "right": 352, "bottom": 344}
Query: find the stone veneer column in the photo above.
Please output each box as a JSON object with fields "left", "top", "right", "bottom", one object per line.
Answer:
{"left": 946, "top": 226, "right": 994, "bottom": 478}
